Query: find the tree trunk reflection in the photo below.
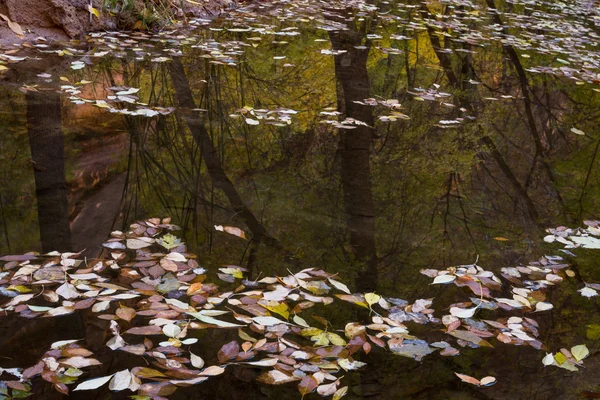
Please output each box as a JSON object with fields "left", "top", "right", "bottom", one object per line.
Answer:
{"left": 25, "top": 89, "right": 71, "bottom": 253}
{"left": 329, "top": 19, "right": 378, "bottom": 292}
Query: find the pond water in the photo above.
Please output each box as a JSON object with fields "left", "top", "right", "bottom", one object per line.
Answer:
{"left": 1, "top": 0, "right": 600, "bottom": 399}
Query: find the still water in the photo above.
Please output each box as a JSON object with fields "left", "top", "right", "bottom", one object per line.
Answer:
{"left": 1, "top": 0, "right": 600, "bottom": 398}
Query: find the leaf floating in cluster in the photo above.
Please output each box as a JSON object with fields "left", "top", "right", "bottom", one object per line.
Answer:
{"left": 432, "top": 274, "right": 456, "bottom": 284}
{"left": 0, "top": 215, "right": 598, "bottom": 398}
{"left": 571, "top": 344, "right": 590, "bottom": 362}
{"left": 74, "top": 374, "right": 115, "bottom": 391}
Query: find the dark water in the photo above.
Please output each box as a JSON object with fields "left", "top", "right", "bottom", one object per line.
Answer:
{"left": 1, "top": 0, "right": 600, "bottom": 398}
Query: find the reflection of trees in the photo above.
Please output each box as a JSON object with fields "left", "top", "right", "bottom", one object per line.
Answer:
{"left": 168, "top": 58, "right": 279, "bottom": 248}
{"left": 49, "top": 6, "right": 600, "bottom": 283}
{"left": 25, "top": 89, "right": 72, "bottom": 252}
{"left": 328, "top": 11, "right": 378, "bottom": 292}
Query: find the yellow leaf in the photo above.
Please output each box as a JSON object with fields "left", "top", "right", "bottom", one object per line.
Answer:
{"left": 493, "top": 237, "right": 510, "bottom": 241}
{"left": 300, "top": 327, "right": 323, "bottom": 337}
{"left": 571, "top": 344, "right": 589, "bottom": 362}
{"left": 333, "top": 386, "right": 348, "bottom": 400}
{"left": 554, "top": 352, "right": 567, "bottom": 364}
{"left": 310, "top": 332, "right": 329, "bottom": 346}
{"left": 8, "top": 285, "right": 31, "bottom": 293}
{"left": 364, "top": 293, "right": 381, "bottom": 307}
{"left": 220, "top": 267, "right": 244, "bottom": 279}
{"left": 262, "top": 302, "right": 290, "bottom": 319}
{"left": 335, "top": 294, "right": 368, "bottom": 308}
{"left": 326, "top": 332, "right": 347, "bottom": 346}
{"left": 238, "top": 329, "right": 256, "bottom": 343}
{"left": 293, "top": 314, "right": 309, "bottom": 328}
{"left": 88, "top": 6, "right": 100, "bottom": 18}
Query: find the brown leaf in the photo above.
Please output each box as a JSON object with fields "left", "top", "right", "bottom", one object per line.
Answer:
{"left": 160, "top": 258, "right": 179, "bottom": 272}
{"left": 61, "top": 347, "right": 93, "bottom": 357}
{"left": 73, "top": 298, "right": 96, "bottom": 310}
{"left": 455, "top": 372, "right": 480, "bottom": 386}
{"left": 116, "top": 306, "right": 136, "bottom": 322}
{"left": 6, "top": 381, "right": 29, "bottom": 391}
{"left": 257, "top": 370, "right": 300, "bottom": 385}
{"left": 218, "top": 341, "right": 240, "bottom": 363}
{"left": 125, "top": 325, "right": 162, "bottom": 335}
{"left": 23, "top": 361, "right": 44, "bottom": 379}
{"left": 215, "top": 225, "right": 247, "bottom": 239}
{"left": 199, "top": 366, "right": 225, "bottom": 376}
{"left": 132, "top": 367, "right": 167, "bottom": 379}
{"left": 139, "top": 382, "right": 177, "bottom": 397}
{"left": 298, "top": 375, "right": 318, "bottom": 397}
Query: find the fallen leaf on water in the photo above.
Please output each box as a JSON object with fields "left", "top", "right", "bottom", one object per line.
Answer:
{"left": 455, "top": 372, "right": 496, "bottom": 387}
{"left": 199, "top": 365, "right": 225, "bottom": 376}
{"left": 74, "top": 374, "right": 115, "bottom": 391}
{"left": 298, "top": 375, "right": 318, "bottom": 398}
{"left": 364, "top": 293, "right": 381, "bottom": 307}
{"left": 109, "top": 369, "right": 132, "bottom": 391}
{"left": 218, "top": 341, "right": 240, "bottom": 363}
{"left": 190, "top": 351, "right": 205, "bottom": 369}
{"left": 214, "top": 225, "right": 247, "bottom": 239}
{"left": 571, "top": 344, "right": 589, "bottom": 362}
{"left": 333, "top": 386, "right": 348, "bottom": 400}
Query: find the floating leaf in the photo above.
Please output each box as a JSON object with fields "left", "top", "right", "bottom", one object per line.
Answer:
{"left": 571, "top": 344, "right": 589, "bottom": 362}
{"left": 214, "top": 225, "right": 247, "bottom": 239}
{"left": 542, "top": 353, "right": 555, "bottom": 366}
{"left": 535, "top": 302, "right": 553, "bottom": 312}
{"left": 190, "top": 352, "right": 205, "bottom": 369}
{"left": 252, "top": 316, "right": 287, "bottom": 326}
{"left": 74, "top": 374, "right": 115, "bottom": 391}
{"left": 187, "top": 312, "right": 243, "bottom": 328}
{"left": 109, "top": 370, "right": 132, "bottom": 391}
{"left": 364, "top": 293, "right": 381, "bottom": 307}
{"left": 217, "top": 341, "right": 240, "bottom": 363}
{"left": 450, "top": 306, "right": 477, "bottom": 319}
{"left": 162, "top": 324, "right": 181, "bottom": 338}
{"left": 328, "top": 278, "right": 351, "bottom": 294}
{"left": 257, "top": 370, "right": 300, "bottom": 385}
{"left": 298, "top": 375, "right": 318, "bottom": 397}
{"left": 199, "top": 366, "right": 225, "bottom": 376}
{"left": 432, "top": 274, "right": 456, "bottom": 284}
{"left": 480, "top": 376, "right": 497, "bottom": 386}
{"left": 579, "top": 287, "right": 599, "bottom": 298}
{"left": 455, "top": 373, "right": 481, "bottom": 386}
{"left": 333, "top": 386, "right": 348, "bottom": 400}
